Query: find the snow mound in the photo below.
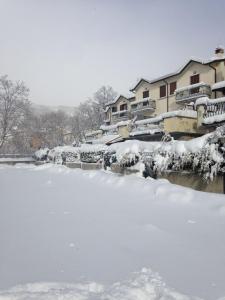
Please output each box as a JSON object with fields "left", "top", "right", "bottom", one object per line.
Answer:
{"left": 0, "top": 281, "right": 103, "bottom": 300}
{"left": 0, "top": 269, "right": 200, "bottom": 300}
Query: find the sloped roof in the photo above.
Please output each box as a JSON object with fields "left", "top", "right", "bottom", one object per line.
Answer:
{"left": 130, "top": 56, "right": 225, "bottom": 90}
{"left": 105, "top": 93, "right": 135, "bottom": 106}
{"left": 149, "top": 59, "right": 204, "bottom": 84}
{"left": 105, "top": 94, "right": 128, "bottom": 106}
{"left": 130, "top": 78, "right": 151, "bottom": 92}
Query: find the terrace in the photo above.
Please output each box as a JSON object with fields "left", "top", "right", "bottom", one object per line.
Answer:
{"left": 175, "top": 82, "right": 211, "bottom": 102}
{"left": 130, "top": 98, "right": 156, "bottom": 116}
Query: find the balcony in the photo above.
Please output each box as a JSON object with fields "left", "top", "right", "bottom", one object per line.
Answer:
{"left": 111, "top": 110, "right": 129, "bottom": 122}
{"left": 175, "top": 82, "right": 211, "bottom": 102}
{"left": 130, "top": 98, "right": 156, "bottom": 115}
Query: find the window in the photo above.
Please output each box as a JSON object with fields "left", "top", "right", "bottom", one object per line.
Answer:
{"left": 160, "top": 85, "right": 166, "bottom": 98}
{"left": 120, "top": 104, "right": 127, "bottom": 111}
{"left": 143, "top": 90, "right": 149, "bottom": 98}
{"left": 190, "top": 74, "right": 199, "bottom": 85}
{"left": 190, "top": 74, "right": 200, "bottom": 94}
{"left": 112, "top": 106, "right": 117, "bottom": 113}
{"left": 170, "top": 82, "right": 177, "bottom": 95}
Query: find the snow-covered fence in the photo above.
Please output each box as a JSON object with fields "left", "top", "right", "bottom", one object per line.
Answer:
{"left": 0, "top": 154, "right": 35, "bottom": 164}
{"left": 196, "top": 97, "right": 225, "bottom": 125}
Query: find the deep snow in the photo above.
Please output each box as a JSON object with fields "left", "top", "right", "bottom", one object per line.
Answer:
{"left": 0, "top": 164, "right": 225, "bottom": 300}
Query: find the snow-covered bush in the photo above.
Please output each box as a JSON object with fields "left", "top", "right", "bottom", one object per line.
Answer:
{"left": 79, "top": 144, "right": 107, "bottom": 163}
{"left": 47, "top": 146, "right": 80, "bottom": 164}
{"left": 106, "top": 127, "right": 225, "bottom": 180}
{"left": 34, "top": 148, "right": 49, "bottom": 161}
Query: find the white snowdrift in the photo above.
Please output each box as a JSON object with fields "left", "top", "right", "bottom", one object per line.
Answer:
{"left": 0, "top": 269, "right": 200, "bottom": 300}
{"left": 0, "top": 164, "right": 225, "bottom": 300}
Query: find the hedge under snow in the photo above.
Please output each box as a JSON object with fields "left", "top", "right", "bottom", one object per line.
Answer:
{"left": 34, "top": 126, "right": 225, "bottom": 179}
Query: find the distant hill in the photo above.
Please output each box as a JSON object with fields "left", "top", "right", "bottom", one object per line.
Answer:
{"left": 31, "top": 103, "right": 74, "bottom": 116}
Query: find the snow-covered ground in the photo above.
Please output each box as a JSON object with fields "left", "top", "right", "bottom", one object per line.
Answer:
{"left": 0, "top": 164, "right": 225, "bottom": 300}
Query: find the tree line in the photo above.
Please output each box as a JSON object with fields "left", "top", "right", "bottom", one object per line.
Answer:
{"left": 0, "top": 75, "right": 117, "bottom": 153}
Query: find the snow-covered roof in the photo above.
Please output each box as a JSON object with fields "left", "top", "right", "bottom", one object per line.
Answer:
{"left": 149, "top": 59, "right": 204, "bottom": 84}
{"left": 130, "top": 55, "right": 225, "bottom": 90}
{"left": 130, "top": 78, "right": 151, "bottom": 92}
{"left": 129, "top": 128, "right": 163, "bottom": 137}
{"left": 100, "top": 120, "right": 131, "bottom": 131}
{"left": 85, "top": 130, "right": 102, "bottom": 138}
{"left": 90, "top": 134, "right": 123, "bottom": 145}
{"left": 105, "top": 94, "right": 134, "bottom": 106}
{"left": 211, "top": 81, "right": 225, "bottom": 91}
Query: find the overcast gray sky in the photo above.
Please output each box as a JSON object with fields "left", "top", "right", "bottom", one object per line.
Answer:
{"left": 0, "top": 0, "right": 224, "bottom": 106}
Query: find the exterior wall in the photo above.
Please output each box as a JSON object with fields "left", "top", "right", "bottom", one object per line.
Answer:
{"left": 211, "top": 60, "right": 225, "bottom": 98}
{"left": 104, "top": 56, "right": 225, "bottom": 130}
{"left": 109, "top": 96, "right": 132, "bottom": 124}
{"left": 134, "top": 81, "right": 151, "bottom": 101}
{"left": 150, "top": 62, "right": 215, "bottom": 116}
{"left": 118, "top": 125, "right": 130, "bottom": 138}
{"left": 158, "top": 171, "right": 224, "bottom": 194}
{"left": 150, "top": 75, "right": 179, "bottom": 115}
{"left": 164, "top": 116, "right": 197, "bottom": 134}
{"left": 131, "top": 81, "right": 156, "bottom": 119}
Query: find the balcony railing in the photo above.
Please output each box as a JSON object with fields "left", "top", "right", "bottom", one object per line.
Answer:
{"left": 175, "top": 82, "right": 211, "bottom": 102}
{"left": 131, "top": 99, "right": 156, "bottom": 114}
{"left": 111, "top": 110, "right": 129, "bottom": 121}
{"left": 204, "top": 101, "right": 225, "bottom": 119}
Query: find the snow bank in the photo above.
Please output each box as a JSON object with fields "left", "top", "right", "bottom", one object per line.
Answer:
{"left": 0, "top": 269, "right": 199, "bottom": 300}
{"left": 1, "top": 165, "right": 225, "bottom": 299}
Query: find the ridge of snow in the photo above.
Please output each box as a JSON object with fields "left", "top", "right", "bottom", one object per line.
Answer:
{"left": 135, "top": 110, "right": 197, "bottom": 126}
{"left": 195, "top": 96, "right": 225, "bottom": 107}
{"left": 211, "top": 81, "right": 225, "bottom": 91}
{"left": 203, "top": 113, "right": 225, "bottom": 125}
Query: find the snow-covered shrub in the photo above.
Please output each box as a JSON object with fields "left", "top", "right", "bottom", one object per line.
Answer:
{"left": 79, "top": 144, "right": 107, "bottom": 163}
{"left": 107, "top": 127, "right": 225, "bottom": 180}
{"left": 103, "top": 149, "right": 117, "bottom": 169}
{"left": 47, "top": 146, "right": 79, "bottom": 164}
{"left": 34, "top": 148, "right": 49, "bottom": 161}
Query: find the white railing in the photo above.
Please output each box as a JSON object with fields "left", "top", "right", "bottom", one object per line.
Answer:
{"left": 175, "top": 82, "right": 211, "bottom": 102}
{"left": 131, "top": 100, "right": 156, "bottom": 113}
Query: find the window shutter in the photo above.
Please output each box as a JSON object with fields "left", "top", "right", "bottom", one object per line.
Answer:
{"left": 170, "top": 82, "right": 177, "bottom": 95}
{"left": 160, "top": 85, "right": 166, "bottom": 98}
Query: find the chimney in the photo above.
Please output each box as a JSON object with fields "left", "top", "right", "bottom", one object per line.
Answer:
{"left": 215, "top": 46, "right": 224, "bottom": 58}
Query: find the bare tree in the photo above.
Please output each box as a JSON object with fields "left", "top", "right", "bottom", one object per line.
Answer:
{"left": 94, "top": 86, "right": 117, "bottom": 107}
{"left": 93, "top": 86, "right": 117, "bottom": 125}
{"left": 69, "top": 86, "right": 118, "bottom": 142}
{"left": 0, "top": 75, "right": 30, "bottom": 150}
